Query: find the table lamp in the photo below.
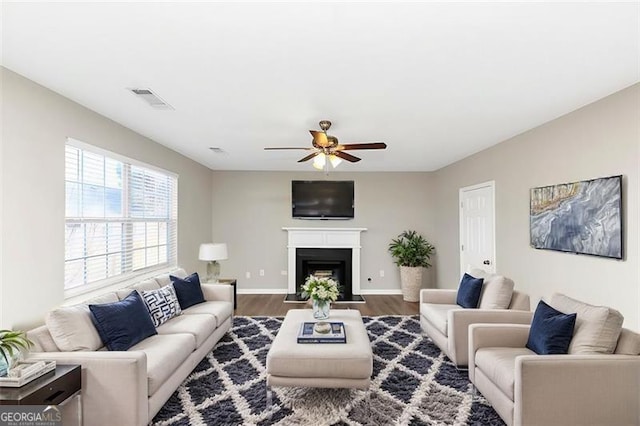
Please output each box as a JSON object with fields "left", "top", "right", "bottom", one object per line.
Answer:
{"left": 199, "top": 243, "right": 228, "bottom": 283}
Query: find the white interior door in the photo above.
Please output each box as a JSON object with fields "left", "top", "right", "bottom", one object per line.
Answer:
{"left": 459, "top": 181, "right": 496, "bottom": 277}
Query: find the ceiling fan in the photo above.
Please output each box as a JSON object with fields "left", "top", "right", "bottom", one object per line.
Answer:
{"left": 264, "top": 120, "right": 387, "bottom": 170}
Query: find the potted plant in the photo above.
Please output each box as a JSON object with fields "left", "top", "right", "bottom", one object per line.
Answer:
{"left": 0, "top": 330, "right": 33, "bottom": 376}
{"left": 388, "top": 230, "right": 435, "bottom": 301}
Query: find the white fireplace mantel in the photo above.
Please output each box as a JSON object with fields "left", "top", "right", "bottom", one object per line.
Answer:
{"left": 283, "top": 227, "right": 367, "bottom": 294}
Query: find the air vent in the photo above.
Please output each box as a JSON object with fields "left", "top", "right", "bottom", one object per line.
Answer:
{"left": 128, "top": 88, "right": 174, "bottom": 109}
{"left": 209, "top": 147, "right": 227, "bottom": 154}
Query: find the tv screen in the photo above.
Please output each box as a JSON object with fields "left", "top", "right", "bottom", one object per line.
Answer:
{"left": 292, "top": 180, "right": 354, "bottom": 219}
{"left": 530, "top": 175, "right": 623, "bottom": 259}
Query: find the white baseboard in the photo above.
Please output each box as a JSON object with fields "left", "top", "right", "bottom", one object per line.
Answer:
{"left": 236, "top": 288, "right": 288, "bottom": 295}
{"left": 359, "top": 289, "right": 403, "bottom": 295}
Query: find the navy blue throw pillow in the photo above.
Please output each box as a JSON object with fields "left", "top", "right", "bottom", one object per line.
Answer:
{"left": 89, "top": 290, "right": 157, "bottom": 351}
{"left": 170, "top": 272, "right": 205, "bottom": 309}
{"left": 456, "top": 273, "right": 484, "bottom": 308}
{"left": 526, "top": 300, "right": 577, "bottom": 355}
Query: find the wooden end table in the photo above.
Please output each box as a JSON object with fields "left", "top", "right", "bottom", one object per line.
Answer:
{"left": 0, "top": 364, "right": 82, "bottom": 424}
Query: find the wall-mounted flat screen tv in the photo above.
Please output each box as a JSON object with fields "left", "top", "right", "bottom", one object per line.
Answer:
{"left": 530, "top": 175, "right": 623, "bottom": 259}
{"left": 292, "top": 180, "right": 354, "bottom": 220}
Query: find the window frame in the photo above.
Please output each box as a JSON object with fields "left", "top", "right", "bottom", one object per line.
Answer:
{"left": 64, "top": 138, "right": 178, "bottom": 298}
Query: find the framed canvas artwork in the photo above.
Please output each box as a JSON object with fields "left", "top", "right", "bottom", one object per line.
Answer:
{"left": 530, "top": 175, "right": 623, "bottom": 259}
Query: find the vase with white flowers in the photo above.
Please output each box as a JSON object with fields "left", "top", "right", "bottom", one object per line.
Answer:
{"left": 301, "top": 275, "right": 340, "bottom": 320}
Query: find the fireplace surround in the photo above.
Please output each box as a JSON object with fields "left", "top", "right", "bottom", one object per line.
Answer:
{"left": 283, "top": 227, "right": 366, "bottom": 302}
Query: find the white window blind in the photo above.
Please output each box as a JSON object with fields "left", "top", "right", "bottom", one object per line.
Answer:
{"left": 65, "top": 140, "right": 178, "bottom": 293}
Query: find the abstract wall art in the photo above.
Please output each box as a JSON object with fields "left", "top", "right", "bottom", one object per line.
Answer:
{"left": 530, "top": 175, "right": 623, "bottom": 259}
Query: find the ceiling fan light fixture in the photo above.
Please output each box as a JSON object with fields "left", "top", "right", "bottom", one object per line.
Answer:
{"left": 329, "top": 154, "right": 342, "bottom": 168}
{"left": 312, "top": 153, "right": 326, "bottom": 170}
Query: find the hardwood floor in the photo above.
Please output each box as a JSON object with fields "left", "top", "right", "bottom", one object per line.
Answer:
{"left": 235, "top": 294, "right": 419, "bottom": 316}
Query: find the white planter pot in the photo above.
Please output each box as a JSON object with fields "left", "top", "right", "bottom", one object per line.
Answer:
{"left": 400, "top": 266, "right": 423, "bottom": 302}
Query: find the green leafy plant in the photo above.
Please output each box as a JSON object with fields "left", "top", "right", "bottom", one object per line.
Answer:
{"left": 388, "top": 230, "right": 435, "bottom": 268}
{"left": 0, "top": 330, "right": 33, "bottom": 366}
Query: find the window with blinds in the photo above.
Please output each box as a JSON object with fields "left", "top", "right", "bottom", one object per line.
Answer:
{"left": 65, "top": 140, "right": 178, "bottom": 293}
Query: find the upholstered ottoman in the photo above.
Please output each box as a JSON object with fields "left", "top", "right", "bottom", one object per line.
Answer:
{"left": 266, "top": 309, "right": 373, "bottom": 392}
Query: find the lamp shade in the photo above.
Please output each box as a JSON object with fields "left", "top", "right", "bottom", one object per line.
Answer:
{"left": 199, "top": 243, "right": 228, "bottom": 261}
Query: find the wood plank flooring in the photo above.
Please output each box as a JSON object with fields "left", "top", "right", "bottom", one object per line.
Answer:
{"left": 235, "top": 294, "right": 419, "bottom": 316}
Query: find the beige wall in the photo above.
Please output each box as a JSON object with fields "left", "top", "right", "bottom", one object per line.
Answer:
{"left": 210, "top": 171, "right": 437, "bottom": 293}
{"left": 433, "top": 84, "right": 639, "bottom": 329}
{"left": 1, "top": 68, "right": 213, "bottom": 329}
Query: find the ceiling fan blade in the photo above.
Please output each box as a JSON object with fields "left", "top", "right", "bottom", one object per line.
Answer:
{"left": 310, "top": 130, "right": 329, "bottom": 147}
{"left": 297, "top": 152, "right": 321, "bottom": 163}
{"left": 333, "top": 151, "right": 361, "bottom": 162}
{"left": 337, "top": 142, "right": 387, "bottom": 151}
{"left": 264, "top": 147, "right": 314, "bottom": 150}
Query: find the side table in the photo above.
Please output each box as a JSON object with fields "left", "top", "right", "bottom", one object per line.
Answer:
{"left": 0, "top": 364, "right": 82, "bottom": 425}
{"left": 216, "top": 278, "right": 237, "bottom": 309}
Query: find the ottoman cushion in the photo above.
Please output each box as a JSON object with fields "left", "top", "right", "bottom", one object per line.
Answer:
{"left": 267, "top": 310, "right": 373, "bottom": 381}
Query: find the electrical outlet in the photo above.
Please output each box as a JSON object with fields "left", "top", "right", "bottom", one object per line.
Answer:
{"left": 281, "top": 270, "right": 287, "bottom": 276}
{"left": 379, "top": 270, "right": 385, "bottom": 278}
{"left": 259, "top": 269, "right": 265, "bottom": 277}
{"left": 245, "top": 271, "right": 251, "bottom": 279}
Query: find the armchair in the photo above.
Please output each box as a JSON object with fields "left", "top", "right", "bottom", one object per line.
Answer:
{"left": 468, "top": 323, "right": 640, "bottom": 426}
{"left": 419, "top": 270, "right": 532, "bottom": 367}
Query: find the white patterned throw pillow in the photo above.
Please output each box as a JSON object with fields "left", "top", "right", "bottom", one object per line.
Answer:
{"left": 142, "top": 285, "right": 182, "bottom": 327}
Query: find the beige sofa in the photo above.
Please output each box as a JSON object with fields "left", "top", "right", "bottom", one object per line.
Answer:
{"left": 26, "top": 269, "right": 234, "bottom": 426}
{"left": 420, "top": 270, "right": 532, "bottom": 367}
{"left": 469, "top": 294, "right": 640, "bottom": 426}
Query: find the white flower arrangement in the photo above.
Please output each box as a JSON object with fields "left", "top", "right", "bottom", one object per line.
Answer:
{"left": 301, "top": 275, "right": 340, "bottom": 303}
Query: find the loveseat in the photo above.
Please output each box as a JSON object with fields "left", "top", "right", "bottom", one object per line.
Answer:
{"left": 26, "top": 268, "right": 233, "bottom": 426}
{"left": 469, "top": 293, "right": 640, "bottom": 426}
{"left": 420, "top": 269, "right": 532, "bottom": 367}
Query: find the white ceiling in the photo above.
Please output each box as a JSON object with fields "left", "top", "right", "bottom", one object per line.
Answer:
{"left": 2, "top": 2, "right": 639, "bottom": 172}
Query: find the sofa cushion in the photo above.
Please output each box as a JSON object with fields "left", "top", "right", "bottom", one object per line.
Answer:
{"left": 182, "top": 301, "right": 233, "bottom": 326}
{"left": 128, "top": 333, "right": 196, "bottom": 396}
{"left": 470, "top": 269, "right": 515, "bottom": 310}
{"left": 156, "top": 268, "right": 188, "bottom": 287}
{"left": 171, "top": 272, "right": 205, "bottom": 309}
{"left": 141, "top": 285, "right": 182, "bottom": 327}
{"left": 89, "top": 291, "right": 157, "bottom": 351}
{"left": 46, "top": 292, "right": 118, "bottom": 351}
{"left": 116, "top": 279, "right": 160, "bottom": 301}
{"left": 420, "top": 303, "right": 458, "bottom": 337}
{"left": 27, "top": 325, "right": 60, "bottom": 352}
{"left": 156, "top": 314, "right": 217, "bottom": 348}
{"left": 456, "top": 273, "right": 483, "bottom": 308}
{"left": 550, "top": 293, "right": 624, "bottom": 354}
{"left": 526, "top": 300, "right": 576, "bottom": 355}
{"left": 475, "top": 347, "right": 535, "bottom": 400}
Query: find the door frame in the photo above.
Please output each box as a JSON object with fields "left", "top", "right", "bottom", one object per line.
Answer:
{"left": 459, "top": 180, "right": 496, "bottom": 277}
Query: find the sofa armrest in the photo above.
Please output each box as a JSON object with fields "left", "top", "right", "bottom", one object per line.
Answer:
{"left": 28, "top": 351, "right": 148, "bottom": 426}
{"left": 448, "top": 309, "right": 533, "bottom": 366}
{"left": 468, "top": 323, "right": 530, "bottom": 383}
{"left": 420, "top": 289, "right": 457, "bottom": 304}
{"left": 201, "top": 283, "right": 234, "bottom": 304}
{"left": 515, "top": 354, "right": 640, "bottom": 426}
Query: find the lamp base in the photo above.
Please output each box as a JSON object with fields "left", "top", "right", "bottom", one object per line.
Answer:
{"left": 206, "top": 261, "right": 221, "bottom": 283}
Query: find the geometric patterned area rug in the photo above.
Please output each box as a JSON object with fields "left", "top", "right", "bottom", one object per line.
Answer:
{"left": 152, "top": 315, "right": 505, "bottom": 426}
